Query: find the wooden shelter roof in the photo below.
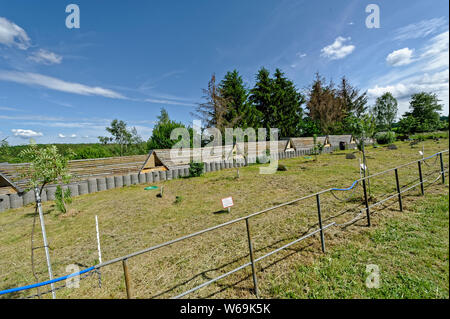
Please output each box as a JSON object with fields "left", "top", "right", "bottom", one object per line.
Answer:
{"left": 140, "top": 145, "right": 237, "bottom": 173}
{"left": 289, "top": 136, "right": 329, "bottom": 150}
{"left": 0, "top": 154, "right": 147, "bottom": 195}
{"left": 327, "top": 135, "right": 356, "bottom": 147}
{"left": 0, "top": 170, "right": 22, "bottom": 194}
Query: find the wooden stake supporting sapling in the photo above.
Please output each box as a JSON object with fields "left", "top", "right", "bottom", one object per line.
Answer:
{"left": 157, "top": 185, "right": 164, "bottom": 198}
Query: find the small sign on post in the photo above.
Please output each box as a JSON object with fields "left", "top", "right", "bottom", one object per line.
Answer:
{"left": 221, "top": 196, "right": 234, "bottom": 213}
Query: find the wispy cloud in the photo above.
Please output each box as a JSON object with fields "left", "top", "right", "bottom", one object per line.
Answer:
{"left": 419, "top": 31, "right": 449, "bottom": 71}
{"left": 144, "top": 98, "right": 196, "bottom": 107}
{"left": 0, "top": 105, "right": 21, "bottom": 112}
{"left": 0, "top": 70, "right": 126, "bottom": 99}
{"left": 386, "top": 48, "right": 414, "bottom": 67}
{"left": 27, "top": 49, "right": 62, "bottom": 65}
{"left": 393, "top": 17, "right": 447, "bottom": 41}
{"left": 320, "top": 36, "right": 355, "bottom": 60}
{"left": 0, "top": 17, "right": 30, "bottom": 50}
{"left": 137, "top": 70, "right": 186, "bottom": 91}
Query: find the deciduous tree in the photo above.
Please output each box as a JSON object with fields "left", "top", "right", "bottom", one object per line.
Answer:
{"left": 373, "top": 92, "right": 398, "bottom": 130}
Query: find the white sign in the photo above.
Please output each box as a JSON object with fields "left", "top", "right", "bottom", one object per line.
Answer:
{"left": 221, "top": 197, "right": 234, "bottom": 209}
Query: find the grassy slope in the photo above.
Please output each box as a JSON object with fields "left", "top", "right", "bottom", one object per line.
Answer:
{"left": 0, "top": 139, "right": 448, "bottom": 299}
{"left": 268, "top": 193, "right": 449, "bottom": 299}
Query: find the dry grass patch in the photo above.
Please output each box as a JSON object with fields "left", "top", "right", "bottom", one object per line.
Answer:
{"left": 0, "top": 139, "right": 448, "bottom": 299}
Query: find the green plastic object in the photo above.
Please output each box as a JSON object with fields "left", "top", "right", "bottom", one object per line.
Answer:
{"left": 144, "top": 186, "right": 158, "bottom": 190}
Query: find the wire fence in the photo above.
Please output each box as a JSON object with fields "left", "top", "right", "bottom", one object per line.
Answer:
{"left": 0, "top": 149, "right": 448, "bottom": 299}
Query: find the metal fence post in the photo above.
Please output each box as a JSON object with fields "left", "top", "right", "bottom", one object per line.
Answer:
{"left": 362, "top": 178, "right": 371, "bottom": 226}
{"left": 122, "top": 259, "right": 132, "bottom": 299}
{"left": 394, "top": 169, "right": 403, "bottom": 212}
{"left": 245, "top": 218, "right": 259, "bottom": 297}
{"left": 315, "top": 194, "right": 326, "bottom": 253}
{"left": 418, "top": 160, "right": 424, "bottom": 195}
{"left": 440, "top": 152, "right": 445, "bottom": 184}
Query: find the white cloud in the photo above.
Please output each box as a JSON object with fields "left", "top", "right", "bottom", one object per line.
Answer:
{"left": 59, "top": 133, "right": 77, "bottom": 138}
{"left": 368, "top": 70, "right": 449, "bottom": 115}
{"left": 296, "top": 52, "right": 307, "bottom": 58}
{"left": 0, "top": 70, "right": 126, "bottom": 99}
{"left": 28, "top": 49, "right": 62, "bottom": 65}
{"left": 393, "top": 17, "right": 447, "bottom": 41}
{"left": 386, "top": 48, "right": 414, "bottom": 66}
{"left": 320, "top": 36, "right": 355, "bottom": 60}
{"left": 368, "top": 75, "right": 448, "bottom": 100}
{"left": 0, "top": 17, "right": 30, "bottom": 50}
{"left": 368, "top": 30, "right": 449, "bottom": 115}
{"left": 11, "top": 129, "right": 43, "bottom": 139}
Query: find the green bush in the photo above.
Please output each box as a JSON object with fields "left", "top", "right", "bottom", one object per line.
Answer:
{"left": 174, "top": 195, "right": 183, "bottom": 204}
{"left": 189, "top": 161, "right": 204, "bottom": 177}
{"left": 410, "top": 134, "right": 425, "bottom": 142}
{"left": 256, "top": 155, "right": 270, "bottom": 164}
{"left": 411, "top": 131, "right": 449, "bottom": 141}
{"left": 375, "top": 131, "right": 396, "bottom": 145}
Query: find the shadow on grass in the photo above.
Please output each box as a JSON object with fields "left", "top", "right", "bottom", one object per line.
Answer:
{"left": 148, "top": 183, "right": 436, "bottom": 298}
{"left": 0, "top": 286, "right": 23, "bottom": 299}
{"left": 148, "top": 225, "right": 321, "bottom": 299}
{"left": 23, "top": 207, "right": 54, "bottom": 218}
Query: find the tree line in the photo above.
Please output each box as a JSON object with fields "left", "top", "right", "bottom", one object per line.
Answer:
{"left": 1, "top": 68, "right": 447, "bottom": 163}
{"left": 147, "top": 68, "right": 448, "bottom": 149}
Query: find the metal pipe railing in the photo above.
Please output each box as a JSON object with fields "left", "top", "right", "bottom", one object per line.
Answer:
{"left": 112, "top": 150, "right": 449, "bottom": 298}
{"left": 2, "top": 149, "right": 448, "bottom": 299}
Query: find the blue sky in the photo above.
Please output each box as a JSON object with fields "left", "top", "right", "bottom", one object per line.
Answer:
{"left": 0, "top": 0, "right": 448, "bottom": 145}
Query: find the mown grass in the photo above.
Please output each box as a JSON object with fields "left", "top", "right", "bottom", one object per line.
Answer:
{"left": 268, "top": 193, "right": 449, "bottom": 299}
{"left": 0, "top": 139, "right": 448, "bottom": 299}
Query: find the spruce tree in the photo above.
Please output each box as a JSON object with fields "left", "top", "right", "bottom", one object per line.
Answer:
{"left": 219, "top": 70, "right": 257, "bottom": 129}
{"left": 271, "top": 68, "right": 305, "bottom": 137}
{"left": 249, "top": 67, "right": 273, "bottom": 131}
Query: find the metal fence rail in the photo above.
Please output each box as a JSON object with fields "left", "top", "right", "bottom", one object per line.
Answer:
{"left": 105, "top": 150, "right": 450, "bottom": 299}
{"left": 1, "top": 149, "right": 448, "bottom": 299}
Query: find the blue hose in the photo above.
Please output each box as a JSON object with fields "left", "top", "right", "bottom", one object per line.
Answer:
{"left": 330, "top": 151, "right": 444, "bottom": 192}
{"left": 0, "top": 266, "right": 95, "bottom": 296}
{"left": 331, "top": 179, "right": 358, "bottom": 191}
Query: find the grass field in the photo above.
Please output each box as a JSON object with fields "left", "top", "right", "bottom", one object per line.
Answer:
{"left": 0, "top": 139, "right": 448, "bottom": 299}
{"left": 268, "top": 193, "right": 449, "bottom": 298}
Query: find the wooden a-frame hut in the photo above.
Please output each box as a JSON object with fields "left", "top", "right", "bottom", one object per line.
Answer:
{"left": 139, "top": 144, "right": 237, "bottom": 174}
{"left": 0, "top": 170, "right": 23, "bottom": 195}
{"left": 288, "top": 136, "right": 330, "bottom": 151}
{"left": 327, "top": 135, "right": 357, "bottom": 150}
